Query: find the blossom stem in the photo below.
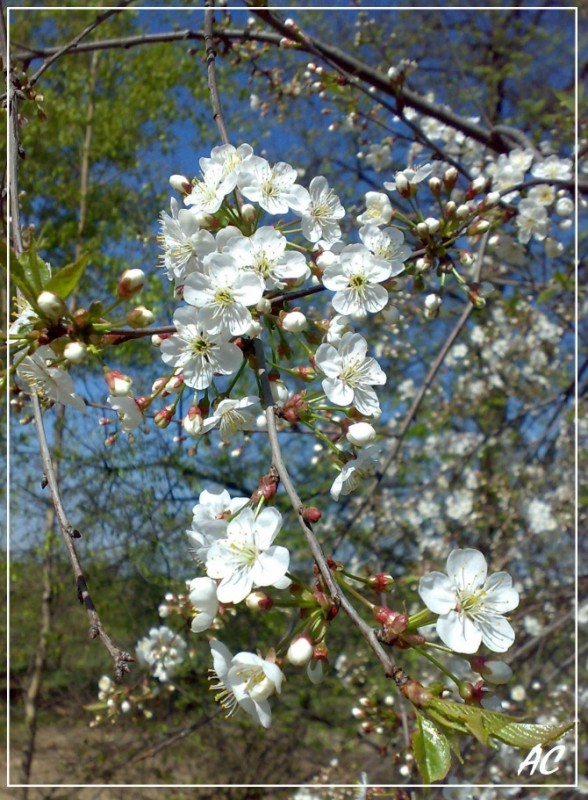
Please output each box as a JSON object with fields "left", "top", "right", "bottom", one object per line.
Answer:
{"left": 411, "top": 645, "right": 461, "bottom": 688}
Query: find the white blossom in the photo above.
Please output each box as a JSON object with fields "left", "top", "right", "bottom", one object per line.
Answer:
{"left": 330, "top": 444, "right": 384, "bottom": 500}
{"left": 17, "top": 346, "right": 86, "bottom": 413}
{"left": 315, "top": 332, "right": 386, "bottom": 417}
{"left": 188, "top": 576, "right": 219, "bottom": 633}
{"left": 418, "top": 549, "right": 519, "bottom": 654}
{"left": 160, "top": 306, "right": 243, "bottom": 389}
{"left": 186, "top": 488, "right": 249, "bottom": 562}
{"left": 356, "top": 191, "right": 393, "bottom": 226}
{"left": 200, "top": 396, "right": 260, "bottom": 443}
{"left": 237, "top": 156, "right": 309, "bottom": 215}
{"left": 298, "top": 176, "right": 345, "bottom": 244}
{"left": 205, "top": 507, "right": 289, "bottom": 604}
{"left": 322, "top": 244, "right": 391, "bottom": 318}
{"left": 209, "top": 639, "right": 283, "bottom": 728}
{"left": 359, "top": 224, "right": 411, "bottom": 275}
{"left": 136, "top": 626, "right": 187, "bottom": 682}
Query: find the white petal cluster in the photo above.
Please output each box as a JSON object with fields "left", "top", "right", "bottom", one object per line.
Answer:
{"left": 136, "top": 626, "right": 187, "bottom": 682}
{"left": 16, "top": 345, "right": 86, "bottom": 413}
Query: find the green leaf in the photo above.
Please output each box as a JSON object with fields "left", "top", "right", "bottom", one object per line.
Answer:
{"left": 428, "top": 698, "right": 574, "bottom": 749}
{"left": 8, "top": 255, "right": 38, "bottom": 305}
{"left": 44, "top": 253, "right": 89, "bottom": 300}
{"left": 413, "top": 712, "right": 452, "bottom": 784}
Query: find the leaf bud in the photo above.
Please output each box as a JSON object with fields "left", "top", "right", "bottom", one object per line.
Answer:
{"left": 117, "top": 268, "right": 145, "bottom": 299}
{"left": 302, "top": 506, "right": 322, "bottom": 524}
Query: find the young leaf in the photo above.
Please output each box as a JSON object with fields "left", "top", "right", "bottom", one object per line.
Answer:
{"left": 428, "top": 698, "right": 574, "bottom": 749}
{"left": 413, "top": 712, "right": 452, "bottom": 784}
{"left": 44, "top": 253, "right": 90, "bottom": 300}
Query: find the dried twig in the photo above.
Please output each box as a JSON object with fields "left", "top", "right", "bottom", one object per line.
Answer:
{"left": 31, "top": 395, "right": 134, "bottom": 679}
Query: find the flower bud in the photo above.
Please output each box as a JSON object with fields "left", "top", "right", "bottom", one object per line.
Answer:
{"left": 151, "top": 333, "right": 163, "bottom": 347}
{"left": 270, "top": 380, "right": 289, "bottom": 404}
{"left": 443, "top": 166, "right": 458, "bottom": 189}
{"left": 470, "top": 655, "right": 513, "bottom": 685}
{"left": 169, "top": 174, "right": 192, "bottom": 195}
{"left": 555, "top": 196, "right": 574, "bottom": 216}
{"left": 428, "top": 176, "right": 442, "bottom": 196}
{"left": 484, "top": 191, "right": 500, "bottom": 207}
{"left": 117, "top": 269, "right": 145, "bottom": 299}
{"left": 444, "top": 200, "right": 457, "bottom": 218}
{"left": 346, "top": 422, "right": 376, "bottom": 447}
{"left": 395, "top": 173, "right": 410, "bottom": 197}
{"left": 544, "top": 237, "right": 564, "bottom": 258}
{"left": 63, "top": 341, "right": 87, "bottom": 364}
{"left": 165, "top": 373, "right": 184, "bottom": 393}
{"left": 104, "top": 369, "right": 133, "bottom": 396}
{"left": 456, "top": 204, "right": 471, "bottom": 220}
{"left": 240, "top": 203, "right": 257, "bottom": 223}
{"left": 245, "top": 591, "right": 273, "bottom": 611}
{"left": 471, "top": 176, "right": 487, "bottom": 194}
{"left": 182, "top": 406, "right": 203, "bottom": 437}
{"left": 37, "top": 291, "right": 67, "bottom": 321}
{"left": 154, "top": 406, "right": 174, "bottom": 428}
{"left": 368, "top": 573, "right": 394, "bottom": 592}
{"left": 120, "top": 700, "right": 131, "bottom": 713}
{"left": 468, "top": 219, "right": 490, "bottom": 235}
{"left": 126, "top": 305, "right": 154, "bottom": 328}
{"left": 424, "top": 293, "right": 441, "bottom": 313}
{"left": 282, "top": 311, "right": 308, "bottom": 333}
{"left": 416, "top": 221, "right": 429, "bottom": 238}
{"left": 287, "top": 634, "right": 314, "bottom": 666}
{"left": 256, "top": 297, "right": 272, "bottom": 315}
{"left": 424, "top": 217, "right": 440, "bottom": 235}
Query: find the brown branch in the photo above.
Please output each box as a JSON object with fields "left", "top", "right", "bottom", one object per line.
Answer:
{"left": 204, "top": 3, "right": 230, "bottom": 147}
{"left": 31, "top": 394, "right": 134, "bottom": 680}
{"left": 253, "top": 338, "right": 407, "bottom": 685}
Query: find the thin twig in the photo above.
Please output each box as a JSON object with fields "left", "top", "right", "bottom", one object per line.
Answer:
{"left": 337, "top": 232, "right": 489, "bottom": 543}
{"left": 27, "top": 1, "right": 136, "bottom": 90}
{"left": 253, "top": 339, "right": 407, "bottom": 684}
{"left": 31, "top": 395, "right": 134, "bottom": 680}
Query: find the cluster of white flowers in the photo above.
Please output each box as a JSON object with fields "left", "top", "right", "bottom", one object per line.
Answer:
{"left": 135, "top": 626, "right": 187, "bottom": 682}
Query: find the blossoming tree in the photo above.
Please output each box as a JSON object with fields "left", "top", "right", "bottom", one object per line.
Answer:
{"left": 6, "top": 3, "right": 582, "bottom": 791}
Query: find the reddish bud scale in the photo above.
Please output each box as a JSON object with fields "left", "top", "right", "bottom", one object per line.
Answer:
{"left": 292, "top": 366, "right": 315, "bottom": 382}
{"left": 134, "top": 395, "right": 150, "bottom": 410}
{"left": 400, "top": 680, "right": 432, "bottom": 708}
{"left": 369, "top": 573, "right": 394, "bottom": 592}
{"left": 268, "top": 370, "right": 281, "bottom": 382}
{"left": 154, "top": 407, "right": 174, "bottom": 428}
{"left": 302, "top": 506, "right": 322, "bottom": 524}
{"left": 312, "top": 643, "right": 328, "bottom": 661}
{"left": 469, "top": 655, "right": 488, "bottom": 674}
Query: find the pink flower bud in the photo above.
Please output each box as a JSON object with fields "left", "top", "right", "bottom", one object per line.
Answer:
{"left": 368, "top": 573, "right": 394, "bottom": 592}
{"left": 117, "top": 269, "right": 145, "bottom": 299}
{"left": 104, "top": 369, "right": 133, "bottom": 396}
{"left": 154, "top": 406, "right": 174, "bottom": 429}
{"left": 182, "top": 406, "right": 203, "bottom": 438}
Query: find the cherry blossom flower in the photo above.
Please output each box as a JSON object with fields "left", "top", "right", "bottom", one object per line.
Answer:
{"left": 228, "top": 226, "right": 310, "bottom": 289}
{"left": 531, "top": 154, "right": 572, "bottom": 181}
{"left": 200, "top": 396, "right": 260, "bottom": 443}
{"left": 186, "top": 488, "right": 249, "bottom": 562}
{"left": 330, "top": 444, "right": 384, "bottom": 500}
{"left": 158, "top": 198, "right": 215, "bottom": 281}
{"left": 183, "top": 254, "right": 264, "bottom": 336}
{"left": 515, "top": 199, "right": 550, "bottom": 244}
{"left": 298, "top": 176, "right": 345, "bottom": 244}
{"left": 237, "top": 156, "right": 309, "bottom": 215}
{"left": 205, "top": 507, "right": 289, "bottom": 604}
{"left": 418, "top": 549, "right": 519, "bottom": 654}
{"left": 184, "top": 162, "right": 228, "bottom": 214}
{"left": 314, "top": 332, "right": 386, "bottom": 417}
{"left": 188, "top": 577, "right": 219, "bottom": 633}
{"left": 17, "top": 346, "right": 86, "bottom": 412}
{"left": 136, "top": 626, "right": 187, "bottom": 682}
{"left": 322, "top": 243, "right": 392, "bottom": 318}
{"left": 359, "top": 224, "right": 411, "bottom": 275}
{"left": 209, "top": 639, "right": 283, "bottom": 728}
{"left": 107, "top": 394, "right": 144, "bottom": 433}
{"left": 384, "top": 163, "right": 433, "bottom": 193}
{"left": 199, "top": 143, "right": 253, "bottom": 194}
{"left": 160, "top": 306, "right": 243, "bottom": 390}
{"left": 356, "top": 191, "right": 393, "bottom": 226}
